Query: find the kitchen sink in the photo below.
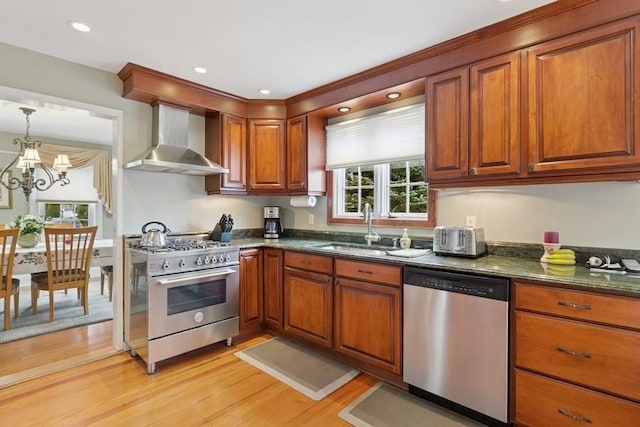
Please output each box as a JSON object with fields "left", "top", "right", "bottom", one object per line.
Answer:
{"left": 313, "top": 242, "right": 397, "bottom": 257}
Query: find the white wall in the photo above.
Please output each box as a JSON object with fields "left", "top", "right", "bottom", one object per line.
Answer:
{"left": 283, "top": 182, "right": 640, "bottom": 250}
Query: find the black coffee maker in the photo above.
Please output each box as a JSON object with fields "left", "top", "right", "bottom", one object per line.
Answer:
{"left": 264, "top": 206, "right": 283, "bottom": 239}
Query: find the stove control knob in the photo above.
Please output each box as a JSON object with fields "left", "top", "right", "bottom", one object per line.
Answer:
{"left": 194, "top": 311, "right": 204, "bottom": 323}
{"left": 211, "top": 256, "right": 217, "bottom": 264}
{"left": 162, "top": 260, "right": 170, "bottom": 270}
{"left": 218, "top": 255, "right": 225, "bottom": 263}
{"left": 179, "top": 259, "right": 186, "bottom": 268}
{"left": 196, "top": 257, "right": 203, "bottom": 266}
{"left": 225, "top": 254, "right": 231, "bottom": 262}
{"left": 204, "top": 256, "right": 211, "bottom": 264}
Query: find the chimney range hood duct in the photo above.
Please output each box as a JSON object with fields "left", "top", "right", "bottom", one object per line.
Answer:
{"left": 126, "top": 103, "right": 228, "bottom": 175}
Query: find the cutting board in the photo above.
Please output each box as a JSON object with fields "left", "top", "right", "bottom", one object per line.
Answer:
{"left": 386, "top": 248, "right": 432, "bottom": 258}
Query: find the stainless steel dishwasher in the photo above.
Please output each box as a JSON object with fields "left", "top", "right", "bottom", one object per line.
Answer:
{"left": 403, "top": 266, "right": 509, "bottom": 426}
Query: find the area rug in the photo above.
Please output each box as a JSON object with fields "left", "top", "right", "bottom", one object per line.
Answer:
{"left": 235, "top": 336, "right": 359, "bottom": 401}
{"left": 0, "top": 277, "right": 113, "bottom": 343}
{"left": 339, "top": 382, "right": 485, "bottom": 427}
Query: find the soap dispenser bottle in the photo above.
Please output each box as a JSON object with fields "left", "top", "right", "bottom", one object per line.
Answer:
{"left": 399, "top": 228, "right": 411, "bottom": 249}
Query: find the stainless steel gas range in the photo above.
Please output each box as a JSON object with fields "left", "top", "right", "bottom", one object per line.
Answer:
{"left": 124, "top": 233, "right": 239, "bottom": 374}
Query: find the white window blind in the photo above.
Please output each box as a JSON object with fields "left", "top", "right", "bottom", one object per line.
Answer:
{"left": 325, "top": 103, "right": 425, "bottom": 170}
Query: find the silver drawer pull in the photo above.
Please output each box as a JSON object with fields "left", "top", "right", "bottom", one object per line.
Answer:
{"left": 558, "top": 301, "right": 592, "bottom": 310}
{"left": 558, "top": 408, "right": 592, "bottom": 423}
{"left": 557, "top": 347, "right": 592, "bottom": 359}
{"left": 357, "top": 269, "right": 373, "bottom": 274}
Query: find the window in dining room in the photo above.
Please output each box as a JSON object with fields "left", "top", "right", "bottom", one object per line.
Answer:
{"left": 42, "top": 202, "right": 91, "bottom": 227}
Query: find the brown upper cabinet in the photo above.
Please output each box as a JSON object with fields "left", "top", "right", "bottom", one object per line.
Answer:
{"left": 205, "top": 112, "right": 247, "bottom": 194}
{"left": 426, "top": 52, "right": 521, "bottom": 182}
{"left": 286, "top": 114, "right": 326, "bottom": 195}
{"left": 247, "top": 119, "right": 287, "bottom": 193}
{"left": 206, "top": 113, "right": 326, "bottom": 196}
{"left": 526, "top": 18, "right": 640, "bottom": 176}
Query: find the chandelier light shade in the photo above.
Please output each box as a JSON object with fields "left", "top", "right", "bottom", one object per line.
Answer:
{"left": 0, "top": 107, "right": 72, "bottom": 201}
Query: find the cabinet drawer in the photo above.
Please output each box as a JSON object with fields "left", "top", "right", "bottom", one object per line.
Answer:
{"left": 334, "top": 258, "right": 401, "bottom": 287}
{"left": 516, "top": 369, "right": 640, "bottom": 427}
{"left": 516, "top": 311, "right": 640, "bottom": 402}
{"left": 514, "top": 281, "right": 640, "bottom": 330}
{"left": 284, "top": 251, "right": 333, "bottom": 274}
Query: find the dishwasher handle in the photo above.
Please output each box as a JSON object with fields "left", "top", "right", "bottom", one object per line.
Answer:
{"left": 403, "top": 266, "right": 509, "bottom": 301}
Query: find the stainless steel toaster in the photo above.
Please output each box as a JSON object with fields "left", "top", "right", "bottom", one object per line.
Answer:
{"left": 433, "top": 226, "right": 487, "bottom": 257}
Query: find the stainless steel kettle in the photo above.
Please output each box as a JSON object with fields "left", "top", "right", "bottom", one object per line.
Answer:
{"left": 140, "top": 221, "right": 169, "bottom": 247}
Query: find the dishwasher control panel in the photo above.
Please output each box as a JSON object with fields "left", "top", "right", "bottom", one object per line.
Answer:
{"left": 404, "top": 266, "right": 509, "bottom": 301}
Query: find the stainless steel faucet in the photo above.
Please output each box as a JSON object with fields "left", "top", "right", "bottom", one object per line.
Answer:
{"left": 363, "top": 203, "right": 380, "bottom": 246}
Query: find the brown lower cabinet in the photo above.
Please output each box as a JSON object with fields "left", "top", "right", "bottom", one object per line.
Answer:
{"left": 514, "top": 281, "right": 640, "bottom": 425}
{"left": 263, "top": 248, "right": 284, "bottom": 330}
{"left": 239, "top": 248, "right": 263, "bottom": 329}
{"left": 334, "top": 274, "right": 402, "bottom": 375}
{"left": 283, "top": 251, "right": 333, "bottom": 347}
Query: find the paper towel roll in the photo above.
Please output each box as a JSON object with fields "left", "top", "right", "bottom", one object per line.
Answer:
{"left": 290, "top": 195, "right": 317, "bottom": 207}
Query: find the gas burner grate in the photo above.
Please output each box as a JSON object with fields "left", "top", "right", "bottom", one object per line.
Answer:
{"left": 134, "top": 239, "right": 234, "bottom": 253}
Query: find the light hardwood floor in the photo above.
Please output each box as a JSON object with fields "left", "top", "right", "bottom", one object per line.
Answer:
{"left": 0, "top": 320, "right": 116, "bottom": 387}
{"left": 0, "top": 332, "right": 377, "bottom": 426}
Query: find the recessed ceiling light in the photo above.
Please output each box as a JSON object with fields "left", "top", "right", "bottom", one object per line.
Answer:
{"left": 337, "top": 107, "right": 351, "bottom": 113}
{"left": 193, "top": 66, "right": 207, "bottom": 74}
{"left": 386, "top": 92, "right": 401, "bottom": 99}
{"left": 259, "top": 89, "right": 271, "bottom": 95}
{"left": 68, "top": 20, "right": 91, "bottom": 32}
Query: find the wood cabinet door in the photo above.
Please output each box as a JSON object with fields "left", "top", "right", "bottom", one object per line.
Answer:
{"left": 239, "top": 248, "right": 263, "bottom": 329}
{"left": 426, "top": 67, "right": 469, "bottom": 181}
{"left": 263, "top": 248, "right": 284, "bottom": 330}
{"left": 221, "top": 114, "right": 247, "bottom": 191}
{"left": 286, "top": 116, "right": 307, "bottom": 192}
{"left": 204, "top": 113, "right": 247, "bottom": 194}
{"left": 248, "top": 119, "right": 286, "bottom": 192}
{"left": 334, "top": 277, "right": 402, "bottom": 374}
{"left": 469, "top": 52, "right": 521, "bottom": 177}
{"left": 527, "top": 18, "right": 640, "bottom": 174}
{"left": 283, "top": 266, "right": 333, "bottom": 348}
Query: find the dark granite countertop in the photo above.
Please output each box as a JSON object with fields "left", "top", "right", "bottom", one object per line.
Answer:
{"left": 232, "top": 237, "right": 640, "bottom": 297}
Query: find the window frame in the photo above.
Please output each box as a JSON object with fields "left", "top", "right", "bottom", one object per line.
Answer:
{"left": 326, "top": 166, "right": 437, "bottom": 228}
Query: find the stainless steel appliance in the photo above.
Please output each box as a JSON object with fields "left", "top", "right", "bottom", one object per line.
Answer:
{"left": 433, "top": 225, "right": 486, "bottom": 257}
{"left": 126, "top": 103, "right": 229, "bottom": 175}
{"left": 403, "top": 266, "right": 509, "bottom": 426}
{"left": 125, "top": 234, "right": 239, "bottom": 374}
{"left": 263, "top": 206, "right": 283, "bottom": 239}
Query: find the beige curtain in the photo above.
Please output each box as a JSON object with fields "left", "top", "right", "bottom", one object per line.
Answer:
{"left": 37, "top": 145, "right": 112, "bottom": 215}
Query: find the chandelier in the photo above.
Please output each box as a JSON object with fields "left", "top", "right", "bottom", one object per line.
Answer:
{"left": 0, "top": 107, "right": 72, "bottom": 201}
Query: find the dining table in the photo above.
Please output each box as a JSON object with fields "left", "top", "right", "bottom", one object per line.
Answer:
{"left": 12, "top": 239, "right": 114, "bottom": 274}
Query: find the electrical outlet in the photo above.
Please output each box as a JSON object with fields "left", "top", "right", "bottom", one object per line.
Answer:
{"left": 308, "top": 214, "right": 314, "bottom": 225}
{"left": 466, "top": 215, "right": 476, "bottom": 227}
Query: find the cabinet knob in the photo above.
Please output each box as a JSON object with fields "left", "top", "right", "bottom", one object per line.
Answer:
{"left": 528, "top": 163, "right": 535, "bottom": 172}
{"left": 470, "top": 167, "right": 477, "bottom": 176}
{"left": 459, "top": 169, "right": 466, "bottom": 176}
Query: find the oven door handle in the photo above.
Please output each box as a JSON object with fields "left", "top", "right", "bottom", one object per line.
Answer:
{"left": 156, "top": 268, "right": 237, "bottom": 286}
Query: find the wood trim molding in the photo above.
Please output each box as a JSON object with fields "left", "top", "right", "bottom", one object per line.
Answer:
{"left": 285, "top": 0, "right": 639, "bottom": 117}
{"left": 118, "top": 62, "right": 248, "bottom": 117}
{"left": 116, "top": 1, "right": 640, "bottom": 121}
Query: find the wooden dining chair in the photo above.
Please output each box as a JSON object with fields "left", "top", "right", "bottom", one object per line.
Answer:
{"left": 31, "top": 226, "right": 98, "bottom": 322}
{"left": 0, "top": 228, "right": 20, "bottom": 330}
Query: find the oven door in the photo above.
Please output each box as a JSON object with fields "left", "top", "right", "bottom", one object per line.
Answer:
{"left": 148, "top": 266, "right": 239, "bottom": 339}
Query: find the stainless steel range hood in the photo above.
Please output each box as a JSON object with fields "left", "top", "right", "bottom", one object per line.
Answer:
{"left": 126, "top": 103, "right": 228, "bottom": 175}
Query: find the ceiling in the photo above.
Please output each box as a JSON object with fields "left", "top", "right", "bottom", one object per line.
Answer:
{"left": 0, "top": 0, "right": 555, "bottom": 141}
